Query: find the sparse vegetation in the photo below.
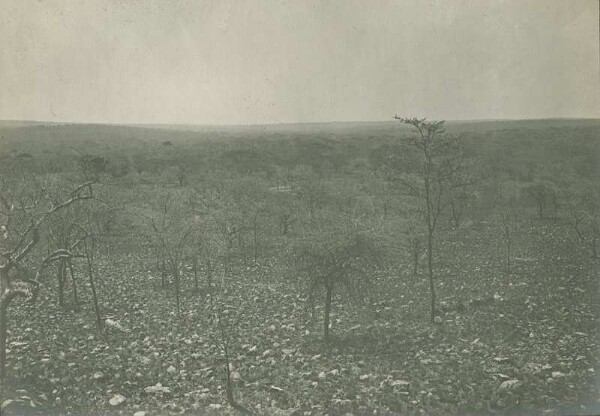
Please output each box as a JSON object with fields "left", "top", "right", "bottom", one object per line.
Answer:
{"left": 0, "top": 119, "right": 598, "bottom": 416}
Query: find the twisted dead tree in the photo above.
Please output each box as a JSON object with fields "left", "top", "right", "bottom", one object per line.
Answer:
{"left": 47, "top": 210, "right": 89, "bottom": 309}
{"left": 0, "top": 182, "right": 94, "bottom": 379}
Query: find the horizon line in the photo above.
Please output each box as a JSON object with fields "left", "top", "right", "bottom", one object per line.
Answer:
{"left": 1, "top": 116, "right": 599, "bottom": 129}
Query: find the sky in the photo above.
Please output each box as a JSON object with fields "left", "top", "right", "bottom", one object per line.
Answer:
{"left": 0, "top": 0, "right": 598, "bottom": 125}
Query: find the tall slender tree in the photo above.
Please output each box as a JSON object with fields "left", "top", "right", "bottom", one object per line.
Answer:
{"left": 390, "top": 117, "right": 470, "bottom": 323}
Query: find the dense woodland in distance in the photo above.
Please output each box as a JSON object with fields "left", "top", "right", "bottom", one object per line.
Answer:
{"left": 0, "top": 118, "right": 598, "bottom": 416}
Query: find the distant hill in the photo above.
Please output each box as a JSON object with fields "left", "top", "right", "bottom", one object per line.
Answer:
{"left": 0, "top": 120, "right": 66, "bottom": 128}
{"left": 1, "top": 117, "right": 598, "bottom": 186}
{"left": 1, "top": 118, "right": 600, "bottom": 151}
{"left": 3, "top": 117, "right": 600, "bottom": 136}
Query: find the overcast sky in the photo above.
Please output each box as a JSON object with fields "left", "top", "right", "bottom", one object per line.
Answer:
{"left": 1, "top": 0, "right": 598, "bottom": 125}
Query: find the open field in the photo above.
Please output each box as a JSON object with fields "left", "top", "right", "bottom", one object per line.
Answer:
{"left": 0, "top": 119, "right": 599, "bottom": 416}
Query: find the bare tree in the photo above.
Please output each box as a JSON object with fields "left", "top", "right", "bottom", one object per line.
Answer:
{"left": 0, "top": 181, "right": 94, "bottom": 378}
{"left": 148, "top": 194, "right": 192, "bottom": 316}
{"left": 380, "top": 179, "right": 395, "bottom": 221}
{"left": 221, "top": 180, "right": 268, "bottom": 265}
{"left": 147, "top": 197, "right": 169, "bottom": 289}
{"left": 197, "top": 224, "right": 257, "bottom": 415}
{"left": 294, "top": 214, "right": 383, "bottom": 341}
{"left": 177, "top": 164, "right": 188, "bottom": 187}
{"left": 71, "top": 148, "right": 108, "bottom": 181}
{"left": 165, "top": 230, "right": 191, "bottom": 316}
{"left": 523, "top": 181, "right": 557, "bottom": 220}
{"left": 82, "top": 232, "right": 103, "bottom": 330}
{"left": 408, "top": 235, "right": 423, "bottom": 278}
{"left": 269, "top": 192, "right": 296, "bottom": 236}
{"left": 207, "top": 278, "right": 255, "bottom": 415}
{"left": 46, "top": 206, "right": 90, "bottom": 309}
{"left": 391, "top": 117, "right": 470, "bottom": 323}
{"left": 565, "top": 186, "right": 600, "bottom": 259}
{"left": 448, "top": 188, "right": 473, "bottom": 229}
{"left": 293, "top": 167, "right": 328, "bottom": 219}
{"left": 499, "top": 210, "right": 513, "bottom": 273}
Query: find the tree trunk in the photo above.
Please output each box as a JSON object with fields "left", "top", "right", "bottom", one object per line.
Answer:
{"left": 282, "top": 217, "right": 289, "bottom": 236}
{"left": 451, "top": 201, "right": 462, "bottom": 229}
{"left": 68, "top": 260, "right": 78, "bottom": 309}
{"left": 193, "top": 256, "right": 199, "bottom": 293}
{"left": 223, "top": 342, "right": 235, "bottom": 406}
{"left": 57, "top": 259, "right": 66, "bottom": 307}
{"left": 253, "top": 216, "right": 258, "bottom": 263}
{"left": 537, "top": 201, "right": 544, "bottom": 219}
{"left": 206, "top": 259, "right": 213, "bottom": 290}
{"left": 413, "top": 250, "right": 419, "bottom": 277}
{"left": 505, "top": 224, "right": 511, "bottom": 273}
{"left": 412, "top": 238, "right": 421, "bottom": 278}
{"left": 427, "top": 229, "right": 436, "bottom": 324}
{"left": 383, "top": 197, "right": 390, "bottom": 220}
{"left": 0, "top": 300, "right": 7, "bottom": 379}
{"left": 423, "top": 161, "right": 437, "bottom": 324}
{"left": 174, "top": 265, "right": 180, "bottom": 316}
{"left": 85, "top": 246, "right": 102, "bottom": 331}
{"left": 323, "top": 283, "right": 333, "bottom": 341}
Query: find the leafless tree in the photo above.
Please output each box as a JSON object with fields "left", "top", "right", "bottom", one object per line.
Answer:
{"left": 207, "top": 279, "right": 255, "bottom": 415}
{"left": 82, "top": 232, "right": 103, "bottom": 330}
{"left": 46, "top": 205, "right": 90, "bottom": 309}
{"left": 523, "top": 181, "right": 557, "bottom": 220}
{"left": 177, "top": 164, "right": 188, "bottom": 187}
{"left": 500, "top": 210, "right": 513, "bottom": 273}
{"left": 565, "top": 187, "right": 599, "bottom": 259}
{"left": 0, "top": 181, "right": 94, "bottom": 378}
{"left": 148, "top": 194, "right": 192, "bottom": 316}
{"left": 294, "top": 214, "right": 383, "bottom": 341}
{"left": 392, "top": 117, "right": 471, "bottom": 323}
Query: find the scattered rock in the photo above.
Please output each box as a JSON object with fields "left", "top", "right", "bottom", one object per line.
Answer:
{"left": 498, "top": 379, "right": 520, "bottom": 390}
{"left": 144, "top": 383, "right": 171, "bottom": 394}
{"left": 108, "top": 394, "right": 126, "bottom": 406}
{"left": 1, "top": 400, "right": 14, "bottom": 411}
{"left": 92, "top": 371, "right": 106, "bottom": 381}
